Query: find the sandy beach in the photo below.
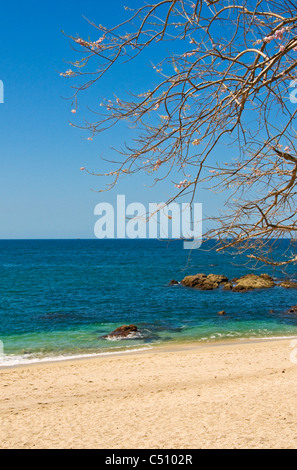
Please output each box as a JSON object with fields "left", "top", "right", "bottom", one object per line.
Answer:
{"left": 1, "top": 338, "right": 297, "bottom": 449}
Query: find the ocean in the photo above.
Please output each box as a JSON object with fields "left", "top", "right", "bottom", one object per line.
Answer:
{"left": 1, "top": 239, "right": 297, "bottom": 366}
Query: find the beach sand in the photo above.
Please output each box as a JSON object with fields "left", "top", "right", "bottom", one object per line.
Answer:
{"left": 1, "top": 338, "right": 297, "bottom": 449}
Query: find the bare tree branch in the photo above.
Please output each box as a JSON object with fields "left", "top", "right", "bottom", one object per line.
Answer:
{"left": 62, "top": 0, "right": 297, "bottom": 266}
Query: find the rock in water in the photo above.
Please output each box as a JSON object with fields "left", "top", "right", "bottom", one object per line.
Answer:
{"left": 179, "top": 272, "right": 276, "bottom": 292}
{"left": 288, "top": 306, "right": 297, "bottom": 313}
{"left": 206, "top": 274, "right": 229, "bottom": 284}
{"left": 218, "top": 310, "right": 226, "bottom": 315}
{"left": 168, "top": 279, "right": 179, "bottom": 286}
{"left": 232, "top": 274, "right": 275, "bottom": 292}
{"left": 260, "top": 273, "right": 274, "bottom": 281}
{"left": 223, "top": 282, "right": 233, "bottom": 291}
{"left": 181, "top": 273, "right": 228, "bottom": 290}
{"left": 181, "top": 273, "right": 207, "bottom": 288}
{"left": 280, "top": 280, "right": 297, "bottom": 288}
{"left": 104, "top": 324, "right": 140, "bottom": 340}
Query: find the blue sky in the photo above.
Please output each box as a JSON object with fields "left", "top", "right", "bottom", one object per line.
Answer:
{"left": 0, "top": 0, "right": 226, "bottom": 239}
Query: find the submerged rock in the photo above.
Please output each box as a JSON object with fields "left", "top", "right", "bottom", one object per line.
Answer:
{"left": 103, "top": 324, "right": 140, "bottom": 340}
{"left": 232, "top": 274, "right": 275, "bottom": 292}
{"left": 288, "top": 305, "right": 297, "bottom": 313}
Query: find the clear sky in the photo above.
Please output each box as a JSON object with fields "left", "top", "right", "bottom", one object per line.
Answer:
{"left": 0, "top": 0, "right": 224, "bottom": 239}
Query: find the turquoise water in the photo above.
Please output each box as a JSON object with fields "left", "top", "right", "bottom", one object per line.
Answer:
{"left": 1, "top": 239, "right": 297, "bottom": 365}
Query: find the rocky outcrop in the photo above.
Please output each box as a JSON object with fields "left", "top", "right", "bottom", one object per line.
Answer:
{"left": 260, "top": 273, "right": 274, "bottom": 281}
{"left": 181, "top": 273, "right": 207, "bottom": 288}
{"left": 181, "top": 273, "right": 228, "bottom": 290}
{"left": 104, "top": 324, "right": 140, "bottom": 340}
{"left": 168, "top": 279, "right": 179, "bottom": 286}
{"left": 181, "top": 272, "right": 276, "bottom": 291}
{"left": 177, "top": 272, "right": 284, "bottom": 292}
{"left": 206, "top": 274, "right": 229, "bottom": 284}
{"left": 232, "top": 274, "right": 275, "bottom": 292}
{"left": 279, "top": 280, "right": 297, "bottom": 288}
{"left": 223, "top": 282, "right": 233, "bottom": 291}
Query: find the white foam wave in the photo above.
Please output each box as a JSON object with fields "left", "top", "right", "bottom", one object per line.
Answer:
{"left": 0, "top": 346, "right": 153, "bottom": 368}
{"left": 105, "top": 332, "right": 144, "bottom": 341}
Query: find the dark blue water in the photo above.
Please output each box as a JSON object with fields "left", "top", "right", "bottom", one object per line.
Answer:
{"left": 1, "top": 239, "right": 297, "bottom": 365}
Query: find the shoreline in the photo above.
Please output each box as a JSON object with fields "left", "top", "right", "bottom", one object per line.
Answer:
{"left": 2, "top": 336, "right": 297, "bottom": 448}
{"left": 2, "top": 333, "right": 297, "bottom": 370}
